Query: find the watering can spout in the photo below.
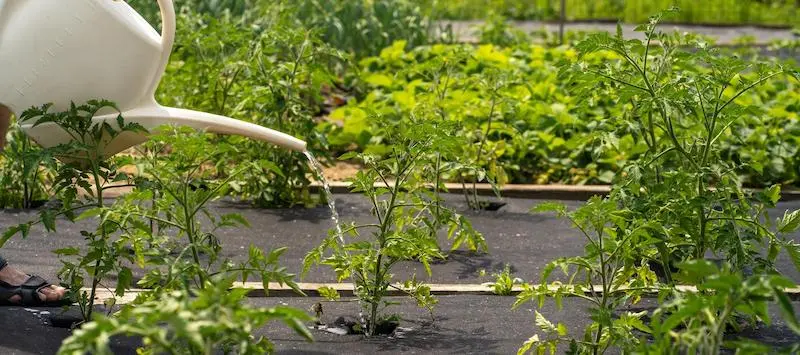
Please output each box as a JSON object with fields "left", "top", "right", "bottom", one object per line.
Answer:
{"left": 123, "top": 105, "right": 308, "bottom": 152}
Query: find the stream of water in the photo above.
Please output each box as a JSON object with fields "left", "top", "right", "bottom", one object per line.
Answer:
{"left": 303, "top": 151, "right": 345, "bottom": 245}
{"left": 304, "top": 151, "right": 366, "bottom": 327}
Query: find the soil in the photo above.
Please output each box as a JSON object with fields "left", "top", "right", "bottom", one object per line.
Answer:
{"left": 321, "top": 161, "right": 362, "bottom": 182}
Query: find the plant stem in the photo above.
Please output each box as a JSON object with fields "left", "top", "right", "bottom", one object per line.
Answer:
{"left": 593, "top": 226, "right": 608, "bottom": 355}
{"left": 433, "top": 153, "right": 442, "bottom": 235}
{"left": 473, "top": 93, "right": 497, "bottom": 209}
{"left": 86, "top": 163, "right": 105, "bottom": 321}
{"left": 22, "top": 134, "right": 30, "bottom": 209}
{"left": 368, "top": 159, "right": 404, "bottom": 336}
{"left": 183, "top": 182, "right": 206, "bottom": 288}
{"left": 696, "top": 178, "right": 708, "bottom": 259}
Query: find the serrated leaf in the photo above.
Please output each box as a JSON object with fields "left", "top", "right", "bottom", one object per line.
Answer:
{"left": 116, "top": 267, "right": 133, "bottom": 296}
{"left": 784, "top": 242, "right": 800, "bottom": 274}
{"left": 774, "top": 288, "right": 800, "bottom": 335}
{"left": 517, "top": 334, "right": 540, "bottom": 355}
{"left": 779, "top": 210, "right": 800, "bottom": 233}
{"left": 535, "top": 311, "right": 556, "bottom": 333}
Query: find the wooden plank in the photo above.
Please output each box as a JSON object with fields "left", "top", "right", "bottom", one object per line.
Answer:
{"left": 99, "top": 180, "right": 800, "bottom": 201}
{"left": 308, "top": 182, "right": 800, "bottom": 201}
{"left": 88, "top": 282, "right": 800, "bottom": 304}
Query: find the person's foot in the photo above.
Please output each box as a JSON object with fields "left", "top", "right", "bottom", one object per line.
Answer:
{"left": 0, "top": 264, "right": 66, "bottom": 303}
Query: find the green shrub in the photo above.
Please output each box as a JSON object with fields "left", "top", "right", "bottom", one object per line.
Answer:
{"left": 292, "top": 0, "right": 433, "bottom": 58}
{"left": 421, "top": 0, "right": 800, "bottom": 26}
{"left": 154, "top": 9, "right": 343, "bottom": 207}
{"left": 0, "top": 122, "right": 53, "bottom": 209}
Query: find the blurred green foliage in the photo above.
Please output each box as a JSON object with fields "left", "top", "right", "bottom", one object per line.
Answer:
{"left": 421, "top": 0, "right": 800, "bottom": 26}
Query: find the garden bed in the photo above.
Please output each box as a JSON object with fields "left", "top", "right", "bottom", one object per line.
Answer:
{"left": 4, "top": 194, "right": 800, "bottom": 286}
{"left": 1, "top": 193, "right": 800, "bottom": 353}
{"left": 2, "top": 295, "right": 798, "bottom": 355}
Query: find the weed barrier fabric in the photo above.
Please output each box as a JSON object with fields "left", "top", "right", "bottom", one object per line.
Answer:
{"left": 1, "top": 194, "right": 800, "bottom": 286}
{"left": 1, "top": 295, "right": 796, "bottom": 354}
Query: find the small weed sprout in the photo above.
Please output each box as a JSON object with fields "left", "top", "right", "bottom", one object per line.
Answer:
{"left": 490, "top": 264, "right": 521, "bottom": 296}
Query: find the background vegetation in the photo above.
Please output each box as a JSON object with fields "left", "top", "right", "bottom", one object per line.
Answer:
{"left": 423, "top": 0, "right": 800, "bottom": 26}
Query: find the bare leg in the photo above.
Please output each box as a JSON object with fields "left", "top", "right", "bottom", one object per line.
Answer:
{"left": 0, "top": 105, "right": 9, "bottom": 151}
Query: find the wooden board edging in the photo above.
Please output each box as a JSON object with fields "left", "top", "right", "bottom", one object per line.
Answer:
{"left": 309, "top": 182, "right": 800, "bottom": 202}
{"left": 89, "top": 282, "right": 800, "bottom": 304}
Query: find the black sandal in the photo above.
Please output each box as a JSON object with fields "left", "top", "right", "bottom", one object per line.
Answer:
{"left": 0, "top": 275, "right": 71, "bottom": 307}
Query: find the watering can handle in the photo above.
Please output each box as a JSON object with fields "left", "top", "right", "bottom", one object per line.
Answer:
{"left": 149, "top": 0, "right": 177, "bottom": 98}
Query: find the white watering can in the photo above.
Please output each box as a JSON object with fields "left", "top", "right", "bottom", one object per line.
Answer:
{"left": 0, "top": 0, "right": 307, "bottom": 156}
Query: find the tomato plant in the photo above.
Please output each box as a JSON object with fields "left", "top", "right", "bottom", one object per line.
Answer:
{"left": 516, "top": 9, "right": 800, "bottom": 354}
{"left": 304, "top": 115, "right": 485, "bottom": 336}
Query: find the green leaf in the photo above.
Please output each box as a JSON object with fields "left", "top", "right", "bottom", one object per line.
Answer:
{"left": 76, "top": 208, "right": 103, "bottom": 221}
{"left": 41, "top": 209, "right": 57, "bottom": 232}
{"left": 784, "top": 242, "right": 800, "bottom": 274}
{"left": 676, "top": 259, "right": 719, "bottom": 279}
{"left": 517, "top": 334, "right": 540, "bottom": 355}
{"left": 778, "top": 210, "right": 800, "bottom": 233}
{"left": 317, "top": 286, "right": 340, "bottom": 301}
{"left": 556, "top": 323, "right": 568, "bottom": 336}
{"left": 53, "top": 247, "right": 80, "bottom": 256}
{"left": 774, "top": 288, "right": 800, "bottom": 335}
{"left": 535, "top": 311, "right": 556, "bottom": 333}
{"left": 763, "top": 184, "right": 782, "bottom": 205}
{"left": 116, "top": 268, "right": 133, "bottom": 297}
{"left": 1, "top": 224, "right": 29, "bottom": 247}
{"left": 530, "top": 202, "right": 566, "bottom": 216}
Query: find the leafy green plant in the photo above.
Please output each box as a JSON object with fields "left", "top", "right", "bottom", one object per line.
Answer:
{"left": 234, "top": 27, "right": 344, "bottom": 207}
{"left": 326, "top": 41, "right": 624, "bottom": 187}
{"left": 422, "top": 0, "right": 800, "bottom": 26}
{"left": 0, "top": 121, "right": 54, "bottom": 208}
{"left": 121, "top": 126, "right": 303, "bottom": 297}
{"left": 157, "top": 9, "right": 344, "bottom": 207}
{"left": 567, "top": 8, "right": 799, "bottom": 275}
{"left": 304, "top": 116, "right": 485, "bottom": 336}
{"left": 4, "top": 100, "right": 146, "bottom": 321}
{"left": 489, "top": 264, "right": 521, "bottom": 296}
{"left": 318, "top": 286, "right": 341, "bottom": 301}
{"left": 642, "top": 260, "right": 800, "bottom": 354}
{"left": 51, "top": 124, "right": 313, "bottom": 353}
{"left": 477, "top": 12, "right": 531, "bottom": 47}
{"left": 516, "top": 197, "right": 659, "bottom": 354}
{"left": 293, "top": 0, "right": 433, "bottom": 59}
{"left": 58, "top": 275, "right": 312, "bottom": 355}
{"left": 516, "top": 9, "right": 800, "bottom": 355}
